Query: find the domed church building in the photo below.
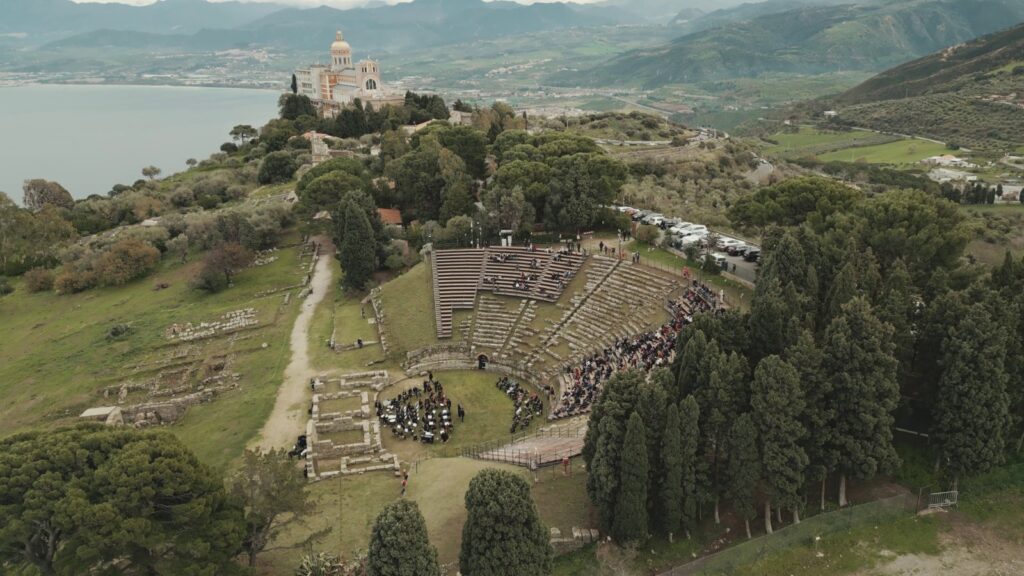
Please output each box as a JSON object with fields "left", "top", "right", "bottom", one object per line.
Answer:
{"left": 294, "top": 31, "right": 404, "bottom": 116}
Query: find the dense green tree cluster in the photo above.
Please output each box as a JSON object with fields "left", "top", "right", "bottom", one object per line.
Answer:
{"left": 0, "top": 426, "right": 246, "bottom": 575}
{"left": 586, "top": 177, "right": 1022, "bottom": 544}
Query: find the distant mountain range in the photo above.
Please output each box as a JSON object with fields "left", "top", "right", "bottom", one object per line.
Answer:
{"left": 1, "top": 0, "right": 647, "bottom": 54}
{"left": 556, "top": 0, "right": 1024, "bottom": 87}
{"left": 827, "top": 21, "right": 1024, "bottom": 150}
{"left": 0, "top": 0, "right": 284, "bottom": 41}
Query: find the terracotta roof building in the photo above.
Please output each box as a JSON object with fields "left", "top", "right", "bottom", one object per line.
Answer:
{"left": 378, "top": 208, "right": 403, "bottom": 227}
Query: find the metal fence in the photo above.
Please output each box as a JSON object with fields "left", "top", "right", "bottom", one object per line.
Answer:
{"left": 658, "top": 492, "right": 918, "bottom": 576}
{"left": 457, "top": 424, "right": 587, "bottom": 468}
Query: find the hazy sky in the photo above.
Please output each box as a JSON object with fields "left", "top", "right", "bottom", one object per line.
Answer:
{"left": 71, "top": 0, "right": 608, "bottom": 7}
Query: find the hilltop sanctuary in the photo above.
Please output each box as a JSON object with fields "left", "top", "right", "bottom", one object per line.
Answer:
{"left": 295, "top": 31, "right": 404, "bottom": 116}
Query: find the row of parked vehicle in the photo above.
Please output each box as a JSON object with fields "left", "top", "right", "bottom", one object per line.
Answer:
{"left": 616, "top": 206, "right": 761, "bottom": 263}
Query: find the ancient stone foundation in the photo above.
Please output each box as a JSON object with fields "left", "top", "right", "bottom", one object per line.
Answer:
{"left": 305, "top": 371, "right": 400, "bottom": 481}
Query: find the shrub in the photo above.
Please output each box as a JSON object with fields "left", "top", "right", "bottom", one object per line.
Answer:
{"left": 635, "top": 224, "right": 659, "bottom": 245}
{"left": 257, "top": 151, "right": 298, "bottom": 185}
{"left": 54, "top": 270, "right": 97, "bottom": 294}
{"left": 23, "top": 268, "right": 55, "bottom": 293}
{"left": 0, "top": 277, "right": 12, "bottom": 296}
{"left": 105, "top": 323, "right": 133, "bottom": 341}
{"left": 93, "top": 239, "right": 161, "bottom": 286}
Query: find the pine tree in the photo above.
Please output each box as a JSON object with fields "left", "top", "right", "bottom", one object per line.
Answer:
{"left": 613, "top": 412, "right": 649, "bottom": 544}
{"left": 751, "top": 356, "right": 807, "bottom": 533}
{"left": 659, "top": 403, "right": 684, "bottom": 538}
{"left": 439, "top": 178, "right": 476, "bottom": 224}
{"left": 679, "top": 396, "right": 702, "bottom": 538}
{"left": 368, "top": 500, "right": 440, "bottom": 576}
{"left": 726, "top": 414, "right": 761, "bottom": 539}
{"left": 338, "top": 199, "right": 377, "bottom": 290}
{"left": 822, "top": 297, "right": 900, "bottom": 506}
{"left": 933, "top": 303, "right": 1011, "bottom": 489}
{"left": 459, "top": 469, "right": 552, "bottom": 576}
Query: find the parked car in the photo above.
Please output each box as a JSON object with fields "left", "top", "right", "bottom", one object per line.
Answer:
{"left": 632, "top": 210, "right": 650, "bottom": 221}
{"left": 726, "top": 243, "right": 750, "bottom": 256}
{"left": 717, "top": 237, "right": 743, "bottom": 250}
{"left": 670, "top": 222, "right": 694, "bottom": 235}
{"left": 660, "top": 218, "right": 682, "bottom": 230}
{"left": 743, "top": 249, "right": 761, "bottom": 262}
{"left": 686, "top": 225, "right": 709, "bottom": 237}
{"left": 641, "top": 213, "right": 664, "bottom": 225}
{"left": 678, "top": 234, "right": 704, "bottom": 247}
{"left": 616, "top": 205, "right": 635, "bottom": 213}
{"left": 711, "top": 252, "right": 729, "bottom": 269}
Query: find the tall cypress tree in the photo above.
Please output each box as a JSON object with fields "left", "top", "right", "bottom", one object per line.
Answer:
{"left": 786, "top": 330, "right": 834, "bottom": 512}
{"left": 751, "top": 355, "right": 807, "bottom": 533}
{"left": 700, "top": 351, "right": 749, "bottom": 524}
{"left": 368, "top": 500, "right": 440, "bottom": 576}
{"left": 338, "top": 199, "right": 377, "bottom": 291}
{"left": 659, "top": 403, "right": 684, "bottom": 538}
{"left": 459, "top": 469, "right": 552, "bottom": 576}
{"left": 674, "top": 330, "right": 708, "bottom": 399}
{"left": 637, "top": 379, "right": 668, "bottom": 528}
{"left": 583, "top": 371, "right": 643, "bottom": 532}
{"left": 726, "top": 414, "right": 760, "bottom": 539}
{"left": 825, "top": 260, "right": 857, "bottom": 322}
{"left": 679, "top": 396, "right": 702, "bottom": 538}
{"left": 748, "top": 277, "right": 801, "bottom": 362}
{"left": 613, "top": 412, "right": 649, "bottom": 544}
{"left": 822, "top": 297, "right": 900, "bottom": 506}
{"left": 933, "top": 303, "right": 1011, "bottom": 489}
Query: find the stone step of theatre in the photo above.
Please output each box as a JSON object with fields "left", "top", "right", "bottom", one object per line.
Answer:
{"left": 431, "top": 246, "right": 583, "bottom": 339}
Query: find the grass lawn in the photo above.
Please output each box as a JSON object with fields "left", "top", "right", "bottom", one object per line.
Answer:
{"left": 376, "top": 262, "right": 438, "bottom": 356}
{"left": 380, "top": 370, "right": 540, "bottom": 463}
{"left": 766, "top": 127, "right": 880, "bottom": 152}
{"left": 727, "top": 515, "right": 940, "bottom": 576}
{"left": 817, "top": 138, "right": 948, "bottom": 165}
{"left": 306, "top": 263, "right": 388, "bottom": 374}
{"left": 262, "top": 456, "right": 595, "bottom": 573}
{"left": 0, "top": 239, "right": 306, "bottom": 468}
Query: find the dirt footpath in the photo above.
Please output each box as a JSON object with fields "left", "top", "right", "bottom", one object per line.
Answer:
{"left": 252, "top": 237, "right": 334, "bottom": 450}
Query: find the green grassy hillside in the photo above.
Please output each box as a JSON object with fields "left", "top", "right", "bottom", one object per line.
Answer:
{"left": 827, "top": 22, "right": 1024, "bottom": 150}
{"left": 556, "top": 0, "right": 1024, "bottom": 88}
{"left": 0, "top": 239, "right": 306, "bottom": 467}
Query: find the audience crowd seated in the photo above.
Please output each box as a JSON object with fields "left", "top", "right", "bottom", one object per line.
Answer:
{"left": 550, "top": 281, "right": 719, "bottom": 419}
{"left": 376, "top": 375, "right": 456, "bottom": 444}
{"left": 496, "top": 376, "right": 544, "bottom": 433}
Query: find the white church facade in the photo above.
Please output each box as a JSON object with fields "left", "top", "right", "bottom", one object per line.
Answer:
{"left": 295, "top": 31, "right": 403, "bottom": 116}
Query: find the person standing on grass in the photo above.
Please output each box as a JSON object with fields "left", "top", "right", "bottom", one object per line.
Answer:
{"left": 401, "top": 472, "right": 409, "bottom": 497}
